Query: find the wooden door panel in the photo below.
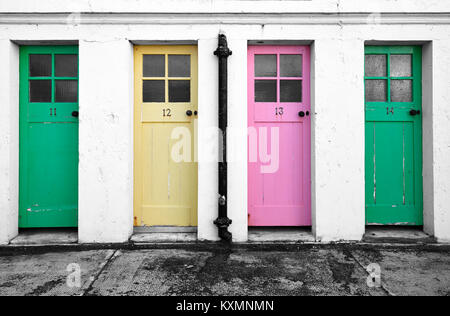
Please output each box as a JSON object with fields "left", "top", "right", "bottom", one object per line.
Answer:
{"left": 365, "top": 46, "right": 423, "bottom": 225}
{"left": 141, "top": 103, "right": 193, "bottom": 123}
{"left": 19, "top": 46, "right": 79, "bottom": 228}
{"left": 134, "top": 45, "right": 198, "bottom": 227}
{"left": 248, "top": 45, "right": 311, "bottom": 227}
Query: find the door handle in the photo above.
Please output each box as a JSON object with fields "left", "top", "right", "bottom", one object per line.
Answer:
{"left": 409, "top": 110, "right": 421, "bottom": 116}
{"left": 298, "top": 111, "right": 310, "bottom": 117}
{"left": 72, "top": 111, "right": 79, "bottom": 118}
{"left": 194, "top": 111, "right": 198, "bottom": 116}
{"left": 186, "top": 110, "right": 193, "bottom": 117}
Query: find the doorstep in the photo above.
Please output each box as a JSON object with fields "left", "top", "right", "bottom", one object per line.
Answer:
{"left": 248, "top": 227, "right": 315, "bottom": 243}
{"left": 363, "top": 226, "right": 436, "bottom": 244}
{"left": 9, "top": 228, "right": 78, "bottom": 246}
{"left": 131, "top": 227, "right": 198, "bottom": 243}
{"left": 130, "top": 233, "right": 197, "bottom": 243}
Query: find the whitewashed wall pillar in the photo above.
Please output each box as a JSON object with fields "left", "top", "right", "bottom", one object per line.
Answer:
{"left": 429, "top": 40, "right": 450, "bottom": 242}
{"left": 312, "top": 38, "right": 366, "bottom": 241}
{"left": 0, "top": 40, "right": 19, "bottom": 245}
{"left": 78, "top": 39, "right": 134, "bottom": 243}
{"left": 227, "top": 37, "right": 248, "bottom": 242}
{"left": 197, "top": 38, "right": 220, "bottom": 241}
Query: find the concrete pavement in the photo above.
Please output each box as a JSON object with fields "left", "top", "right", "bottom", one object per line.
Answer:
{"left": 0, "top": 244, "right": 449, "bottom": 296}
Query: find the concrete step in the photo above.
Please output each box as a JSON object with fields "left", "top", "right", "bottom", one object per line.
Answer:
{"left": 363, "top": 227, "right": 436, "bottom": 244}
{"left": 10, "top": 229, "right": 78, "bottom": 246}
{"left": 131, "top": 233, "right": 197, "bottom": 243}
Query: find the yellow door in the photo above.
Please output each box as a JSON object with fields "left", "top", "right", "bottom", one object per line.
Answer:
{"left": 134, "top": 45, "right": 198, "bottom": 227}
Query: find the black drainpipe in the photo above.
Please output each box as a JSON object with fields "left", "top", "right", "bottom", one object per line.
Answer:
{"left": 213, "top": 34, "right": 233, "bottom": 242}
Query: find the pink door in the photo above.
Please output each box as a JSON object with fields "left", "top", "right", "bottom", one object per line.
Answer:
{"left": 248, "top": 46, "right": 311, "bottom": 226}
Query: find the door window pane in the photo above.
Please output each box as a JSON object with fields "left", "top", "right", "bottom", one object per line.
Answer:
{"left": 29, "top": 80, "right": 52, "bottom": 102}
{"left": 55, "top": 55, "right": 78, "bottom": 77}
{"left": 143, "top": 55, "right": 165, "bottom": 77}
{"left": 255, "top": 55, "right": 277, "bottom": 77}
{"left": 365, "top": 55, "right": 387, "bottom": 77}
{"left": 255, "top": 80, "right": 277, "bottom": 102}
{"left": 168, "top": 55, "right": 190, "bottom": 77}
{"left": 280, "top": 80, "right": 302, "bottom": 102}
{"left": 55, "top": 80, "right": 78, "bottom": 102}
{"left": 169, "top": 80, "right": 190, "bottom": 102}
{"left": 143, "top": 80, "right": 165, "bottom": 102}
{"left": 29, "top": 54, "right": 52, "bottom": 77}
{"left": 365, "top": 80, "right": 387, "bottom": 102}
{"left": 390, "top": 55, "right": 412, "bottom": 77}
{"left": 391, "top": 80, "right": 412, "bottom": 102}
{"left": 280, "top": 55, "right": 302, "bottom": 77}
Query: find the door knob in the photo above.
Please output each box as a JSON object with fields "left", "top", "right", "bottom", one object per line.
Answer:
{"left": 409, "top": 110, "right": 421, "bottom": 116}
{"left": 194, "top": 111, "right": 198, "bottom": 116}
{"left": 186, "top": 110, "right": 193, "bottom": 116}
{"left": 72, "top": 111, "right": 79, "bottom": 118}
{"left": 298, "top": 111, "right": 305, "bottom": 117}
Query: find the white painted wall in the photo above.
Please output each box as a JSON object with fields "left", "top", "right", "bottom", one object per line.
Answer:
{"left": 197, "top": 38, "right": 220, "bottom": 242}
{"left": 0, "top": 0, "right": 449, "bottom": 243}
{"left": 313, "top": 38, "right": 366, "bottom": 241}
{"left": 0, "top": 40, "right": 19, "bottom": 245}
{"left": 227, "top": 37, "right": 248, "bottom": 242}
{"left": 1, "top": 0, "right": 450, "bottom": 14}
{"left": 78, "top": 39, "right": 134, "bottom": 243}
{"left": 430, "top": 40, "right": 450, "bottom": 242}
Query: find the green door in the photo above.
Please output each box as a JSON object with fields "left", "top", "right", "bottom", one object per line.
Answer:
{"left": 365, "top": 46, "right": 423, "bottom": 225}
{"left": 19, "top": 46, "right": 79, "bottom": 228}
